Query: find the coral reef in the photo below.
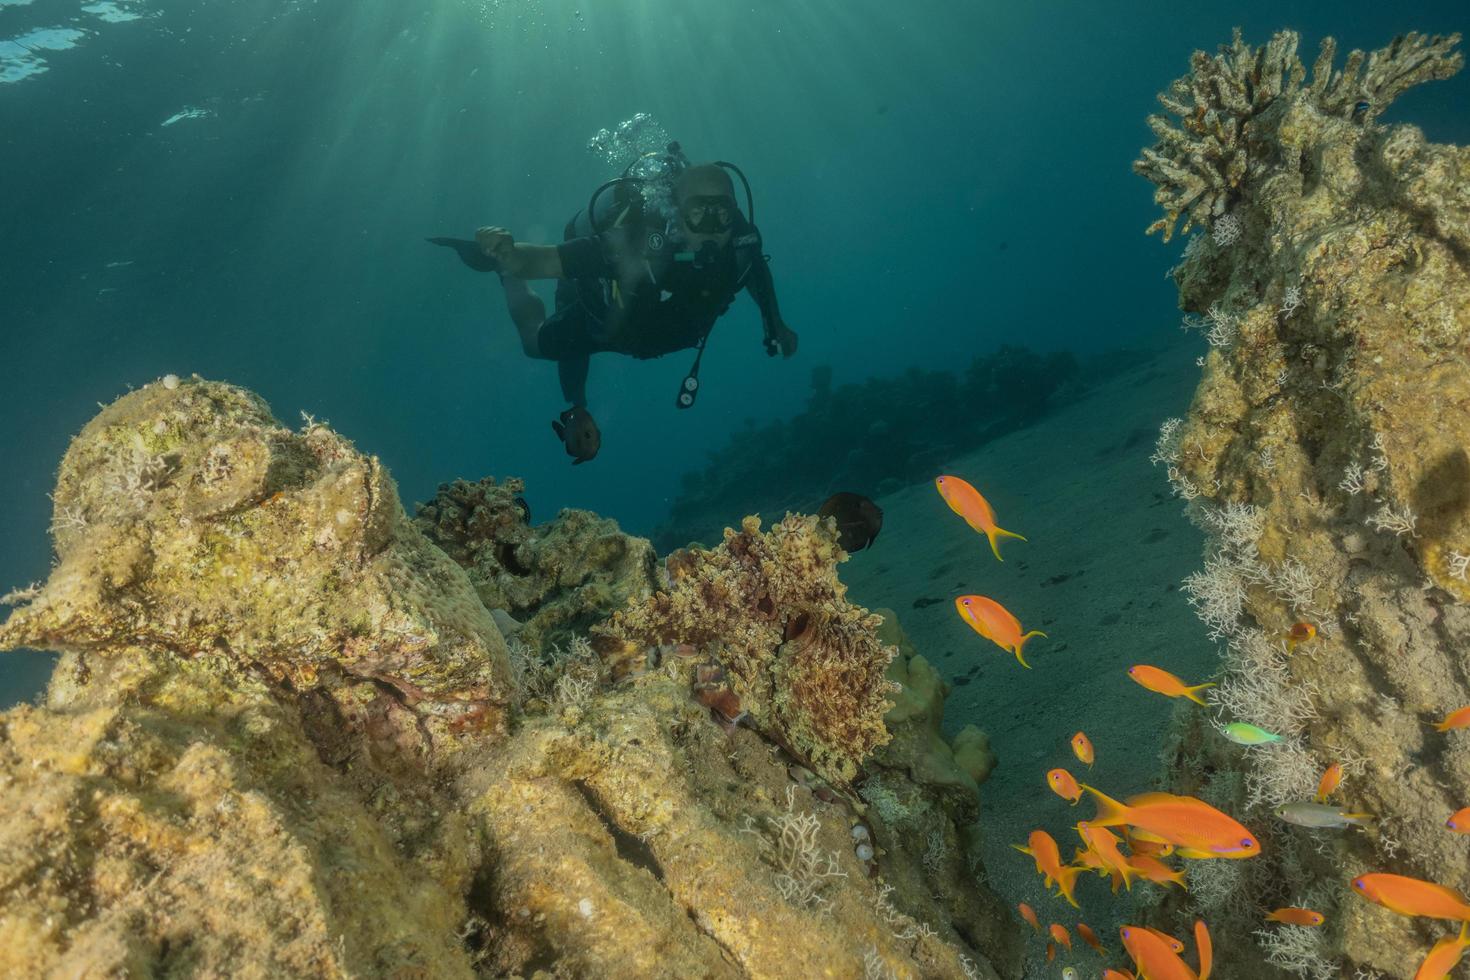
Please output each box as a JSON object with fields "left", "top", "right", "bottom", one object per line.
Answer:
{"left": 414, "top": 475, "right": 660, "bottom": 653}
{"left": 0, "top": 379, "right": 1020, "bottom": 977}
{"left": 466, "top": 666, "right": 1017, "bottom": 979}
{"left": 1139, "top": 28, "right": 1470, "bottom": 978}
{"left": 0, "top": 380, "right": 514, "bottom": 761}
{"left": 654, "top": 344, "right": 1107, "bottom": 551}
{"left": 595, "top": 513, "right": 898, "bottom": 787}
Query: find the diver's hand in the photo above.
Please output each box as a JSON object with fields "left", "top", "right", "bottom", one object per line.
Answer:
{"left": 476, "top": 226, "right": 517, "bottom": 273}
{"left": 769, "top": 321, "right": 798, "bottom": 358}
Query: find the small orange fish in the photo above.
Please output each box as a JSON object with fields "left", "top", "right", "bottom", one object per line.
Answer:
{"left": 1072, "top": 845, "right": 1107, "bottom": 874}
{"left": 1012, "top": 830, "right": 1082, "bottom": 907}
{"left": 1285, "top": 621, "right": 1317, "bottom": 651}
{"left": 1435, "top": 706, "right": 1470, "bottom": 732}
{"left": 1046, "top": 941, "right": 1056, "bottom": 963}
{"left": 1049, "top": 922, "right": 1072, "bottom": 950}
{"left": 1071, "top": 731, "right": 1095, "bottom": 767}
{"left": 1102, "top": 972, "right": 1137, "bottom": 980}
{"left": 1266, "top": 907, "right": 1325, "bottom": 927}
{"left": 1195, "top": 919, "right": 1213, "bottom": 980}
{"left": 1077, "top": 822, "right": 1141, "bottom": 893}
{"left": 1351, "top": 873, "right": 1470, "bottom": 920}
{"left": 1048, "top": 768, "right": 1082, "bottom": 804}
{"left": 1447, "top": 807, "right": 1470, "bottom": 834}
{"left": 1127, "top": 664, "right": 1215, "bottom": 705}
{"left": 1129, "top": 833, "right": 1175, "bottom": 857}
{"left": 955, "top": 594, "right": 1046, "bottom": 667}
{"left": 1417, "top": 922, "right": 1470, "bottom": 980}
{"left": 1077, "top": 921, "right": 1105, "bottom": 954}
{"left": 1315, "top": 763, "right": 1343, "bottom": 803}
{"left": 1080, "top": 784, "right": 1260, "bottom": 859}
{"left": 1127, "top": 852, "right": 1187, "bottom": 889}
{"left": 1120, "top": 925, "right": 1196, "bottom": 980}
{"left": 935, "top": 474, "right": 1027, "bottom": 560}
{"left": 1018, "top": 901, "right": 1040, "bottom": 932}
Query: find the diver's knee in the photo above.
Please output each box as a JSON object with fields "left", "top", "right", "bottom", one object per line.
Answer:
{"left": 521, "top": 331, "right": 545, "bottom": 359}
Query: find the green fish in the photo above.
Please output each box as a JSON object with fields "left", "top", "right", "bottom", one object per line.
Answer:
{"left": 1221, "top": 722, "right": 1283, "bottom": 745}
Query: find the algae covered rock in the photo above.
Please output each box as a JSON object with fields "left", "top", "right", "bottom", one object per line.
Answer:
{"left": 414, "top": 475, "right": 660, "bottom": 652}
{"left": 0, "top": 381, "right": 1022, "bottom": 979}
{"left": 1138, "top": 27, "right": 1470, "bottom": 978}
{"left": 0, "top": 649, "right": 478, "bottom": 979}
{"left": 0, "top": 378, "right": 514, "bottom": 760}
{"left": 460, "top": 667, "right": 1015, "bottom": 979}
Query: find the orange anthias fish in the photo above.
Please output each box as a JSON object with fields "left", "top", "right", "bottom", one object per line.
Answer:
{"left": 1447, "top": 807, "right": 1470, "bottom": 834}
{"left": 1195, "top": 920, "right": 1213, "bottom": 980}
{"left": 1315, "top": 763, "right": 1343, "bottom": 803}
{"left": 955, "top": 594, "right": 1046, "bottom": 668}
{"left": 1417, "top": 922, "right": 1470, "bottom": 980}
{"left": 1129, "top": 834, "right": 1175, "bottom": 857}
{"left": 1352, "top": 873, "right": 1470, "bottom": 920}
{"left": 1127, "top": 664, "right": 1215, "bottom": 705}
{"left": 1266, "top": 907, "right": 1325, "bottom": 927}
{"left": 1050, "top": 922, "right": 1072, "bottom": 950}
{"left": 1018, "top": 902, "right": 1040, "bottom": 932}
{"left": 1077, "top": 921, "right": 1106, "bottom": 954}
{"left": 1048, "top": 768, "right": 1083, "bottom": 804}
{"left": 1120, "top": 925, "right": 1197, "bottom": 980}
{"left": 1079, "top": 784, "right": 1261, "bottom": 859}
{"left": 1072, "top": 731, "right": 1095, "bottom": 767}
{"left": 934, "top": 474, "right": 1027, "bottom": 560}
{"left": 1285, "top": 621, "right": 1317, "bottom": 651}
{"left": 1127, "top": 852, "right": 1187, "bottom": 889}
{"left": 1102, "top": 972, "right": 1137, "bottom": 980}
{"left": 1013, "top": 830, "right": 1082, "bottom": 907}
{"left": 1078, "top": 822, "right": 1141, "bottom": 893}
{"left": 1435, "top": 706, "right": 1470, "bottom": 732}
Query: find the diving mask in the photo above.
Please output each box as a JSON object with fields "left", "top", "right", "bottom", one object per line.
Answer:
{"left": 680, "top": 195, "right": 736, "bottom": 234}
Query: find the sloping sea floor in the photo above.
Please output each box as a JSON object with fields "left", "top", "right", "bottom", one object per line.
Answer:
{"left": 841, "top": 334, "right": 1211, "bottom": 975}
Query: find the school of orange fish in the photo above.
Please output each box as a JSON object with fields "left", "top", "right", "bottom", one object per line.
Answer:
{"left": 933, "top": 473, "right": 1470, "bottom": 979}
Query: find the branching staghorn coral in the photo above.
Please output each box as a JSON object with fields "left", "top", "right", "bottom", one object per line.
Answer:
{"left": 1136, "top": 28, "right": 1462, "bottom": 240}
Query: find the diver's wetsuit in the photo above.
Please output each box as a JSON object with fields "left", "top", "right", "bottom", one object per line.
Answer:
{"left": 535, "top": 212, "right": 783, "bottom": 407}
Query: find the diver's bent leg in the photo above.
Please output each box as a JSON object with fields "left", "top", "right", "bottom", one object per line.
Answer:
{"left": 558, "top": 355, "right": 590, "bottom": 409}
{"left": 498, "top": 275, "right": 547, "bottom": 358}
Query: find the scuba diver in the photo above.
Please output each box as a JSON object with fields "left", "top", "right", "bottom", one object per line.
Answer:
{"left": 430, "top": 143, "right": 797, "bottom": 464}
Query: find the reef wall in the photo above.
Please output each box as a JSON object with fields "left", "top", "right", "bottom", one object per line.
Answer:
{"left": 0, "top": 379, "right": 1018, "bottom": 978}
{"left": 1138, "top": 29, "right": 1469, "bottom": 978}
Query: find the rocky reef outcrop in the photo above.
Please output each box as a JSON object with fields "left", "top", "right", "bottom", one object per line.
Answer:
{"left": 413, "top": 475, "right": 660, "bottom": 653}
{"left": 0, "top": 377, "right": 1016, "bottom": 978}
{"left": 1138, "top": 28, "right": 1469, "bottom": 978}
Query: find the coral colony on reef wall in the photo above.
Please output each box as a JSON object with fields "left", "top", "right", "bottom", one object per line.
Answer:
{"left": 0, "top": 381, "right": 1017, "bottom": 977}
{"left": 1139, "top": 27, "right": 1470, "bottom": 979}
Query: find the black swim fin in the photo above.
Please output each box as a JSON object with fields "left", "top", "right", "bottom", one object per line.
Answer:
{"left": 426, "top": 236, "right": 500, "bottom": 273}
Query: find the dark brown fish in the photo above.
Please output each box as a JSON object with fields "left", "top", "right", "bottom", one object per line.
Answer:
{"left": 818, "top": 492, "right": 883, "bottom": 552}
{"left": 551, "top": 407, "right": 600, "bottom": 464}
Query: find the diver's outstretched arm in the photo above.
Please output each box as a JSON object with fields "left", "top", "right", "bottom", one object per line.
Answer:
{"left": 745, "top": 257, "right": 797, "bottom": 357}
{"left": 558, "top": 355, "right": 590, "bottom": 410}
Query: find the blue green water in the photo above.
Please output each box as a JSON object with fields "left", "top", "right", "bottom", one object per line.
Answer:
{"left": 2, "top": 0, "right": 1467, "bottom": 711}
